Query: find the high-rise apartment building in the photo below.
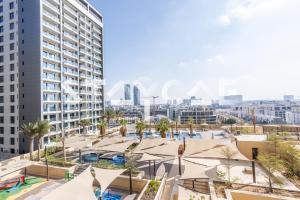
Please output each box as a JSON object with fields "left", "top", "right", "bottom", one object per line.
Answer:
{"left": 0, "top": 0, "right": 19, "bottom": 157}
{"left": 0, "top": 0, "right": 104, "bottom": 157}
{"left": 133, "top": 85, "right": 140, "bottom": 106}
{"left": 124, "top": 84, "right": 131, "bottom": 101}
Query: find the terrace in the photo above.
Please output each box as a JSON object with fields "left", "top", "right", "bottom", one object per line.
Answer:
{"left": 1, "top": 125, "right": 300, "bottom": 200}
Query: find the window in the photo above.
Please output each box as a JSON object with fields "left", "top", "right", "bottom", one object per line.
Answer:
{"left": 10, "top": 116, "right": 14, "bottom": 123}
{"left": 10, "top": 43, "right": 14, "bottom": 51}
{"left": 0, "top": 96, "right": 3, "bottom": 103}
{"left": 0, "top": 56, "right": 2, "bottom": 62}
{"left": 9, "top": 13, "right": 14, "bottom": 20}
{"left": 0, "top": 106, "right": 3, "bottom": 113}
{"left": 10, "top": 23, "right": 14, "bottom": 30}
{"left": 9, "top": 2, "right": 14, "bottom": 10}
{"left": 10, "top": 33, "right": 14, "bottom": 40}
{"left": 10, "top": 138, "right": 15, "bottom": 145}
{"left": 0, "top": 26, "right": 3, "bottom": 33}
{"left": 10, "top": 148, "right": 15, "bottom": 154}
{"left": 0, "top": 16, "right": 3, "bottom": 23}
{"left": 10, "top": 127, "right": 14, "bottom": 134}
{"left": 0, "top": 76, "right": 3, "bottom": 83}
{"left": 10, "top": 85, "right": 14, "bottom": 92}
{"left": 0, "top": 117, "right": 3, "bottom": 123}
{"left": 0, "top": 137, "right": 3, "bottom": 144}
{"left": 0, "top": 66, "right": 3, "bottom": 73}
{"left": 10, "top": 53, "right": 14, "bottom": 60}
{"left": 0, "top": 46, "right": 3, "bottom": 52}
{"left": 0, "top": 127, "right": 3, "bottom": 134}
{"left": 10, "top": 95, "right": 14, "bottom": 102}
{"left": 10, "top": 64, "right": 14, "bottom": 71}
{"left": 0, "top": 86, "right": 3, "bottom": 93}
{"left": 0, "top": 6, "right": 3, "bottom": 13}
{"left": 0, "top": 36, "right": 3, "bottom": 43}
{"left": 10, "top": 106, "right": 14, "bottom": 113}
{"left": 10, "top": 74, "right": 14, "bottom": 81}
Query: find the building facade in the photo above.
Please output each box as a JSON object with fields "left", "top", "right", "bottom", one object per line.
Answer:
{"left": 124, "top": 83, "right": 131, "bottom": 101}
{"left": 0, "top": 0, "right": 19, "bottom": 156}
{"left": 133, "top": 85, "right": 140, "bottom": 106}
{"left": 0, "top": 0, "right": 104, "bottom": 157}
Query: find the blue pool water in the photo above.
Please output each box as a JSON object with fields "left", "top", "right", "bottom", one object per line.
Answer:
{"left": 82, "top": 153, "right": 125, "bottom": 166}
{"left": 102, "top": 192, "right": 122, "bottom": 200}
{"left": 126, "top": 131, "right": 202, "bottom": 140}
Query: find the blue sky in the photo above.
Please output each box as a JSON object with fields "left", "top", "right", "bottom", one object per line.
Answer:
{"left": 89, "top": 0, "right": 300, "bottom": 102}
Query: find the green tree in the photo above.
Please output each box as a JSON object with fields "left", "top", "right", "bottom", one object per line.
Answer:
{"left": 103, "top": 109, "right": 115, "bottom": 124}
{"left": 119, "top": 118, "right": 128, "bottom": 137}
{"left": 279, "top": 143, "right": 300, "bottom": 177}
{"left": 20, "top": 122, "right": 38, "bottom": 161}
{"left": 36, "top": 120, "right": 52, "bottom": 161}
{"left": 221, "top": 146, "right": 238, "bottom": 187}
{"left": 115, "top": 110, "right": 124, "bottom": 124}
{"left": 79, "top": 119, "right": 91, "bottom": 134}
{"left": 136, "top": 120, "right": 147, "bottom": 142}
{"left": 156, "top": 118, "right": 170, "bottom": 138}
{"left": 258, "top": 153, "right": 285, "bottom": 193}
{"left": 224, "top": 118, "right": 237, "bottom": 133}
{"left": 188, "top": 117, "right": 194, "bottom": 138}
{"left": 97, "top": 120, "right": 107, "bottom": 137}
{"left": 267, "top": 134, "right": 281, "bottom": 155}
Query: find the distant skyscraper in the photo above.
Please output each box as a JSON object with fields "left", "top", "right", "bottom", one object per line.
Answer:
{"left": 284, "top": 95, "right": 294, "bottom": 101}
{"left": 133, "top": 85, "right": 141, "bottom": 106}
{"left": 124, "top": 84, "right": 131, "bottom": 100}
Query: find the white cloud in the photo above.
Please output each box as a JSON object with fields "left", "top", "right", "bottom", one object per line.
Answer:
{"left": 219, "top": 0, "right": 290, "bottom": 25}
{"left": 219, "top": 15, "right": 231, "bottom": 26}
{"left": 207, "top": 55, "right": 225, "bottom": 64}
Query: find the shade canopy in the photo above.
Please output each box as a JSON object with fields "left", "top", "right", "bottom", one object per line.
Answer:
{"left": 183, "top": 158, "right": 221, "bottom": 167}
{"left": 142, "top": 141, "right": 181, "bottom": 156}
{"left": 95, "top": 140, "right": 134, "bottom": 153}
{"left": 93, "top": 167, "right": 126, "bottom": 193}
{"left": 180, "top": 160, "right": 215, "bottom": 180}
{"left": 94, "top": 136, "right": 125, "bottom": 148}
{"left": 42, "top": 166, "right": 96, "bottom": 200}
{"left": 137, "top": 153, "right": 163, "bottom": 162}
{"left": 188, "top": 142, "right": 249, "bottom": 161}
{"left": 182, "top": 139, "right": 227, "bottom": 157}
{"left": 133, "top": 138, "right": 168, "bottom": 154}
{"left": 177, "top": 185, "right": 210, "bottom": 200}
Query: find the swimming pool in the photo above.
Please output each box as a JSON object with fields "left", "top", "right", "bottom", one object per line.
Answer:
{"left": 126, "top": 131, "right": 202, "bottom": 140}
{"left": 82, "top": 153, "right": 125, "bottom": 166}
{"left": 103, "top": 192, "right": 122, "bottom": 200}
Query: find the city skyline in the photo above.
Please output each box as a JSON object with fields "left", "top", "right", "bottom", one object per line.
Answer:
{"left": 89, "top": 0, "right": 300, "bottom": 101}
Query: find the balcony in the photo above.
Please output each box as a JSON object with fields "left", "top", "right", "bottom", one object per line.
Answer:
{"left": 63, "top": 32, "right": 78, "bottom": 44}
{"left": 63, "top": 14, "right": 77, "bottom": 26}
{"left": 43, "top": 0, "right": 60, "bottom": 14}
{"left": 63, "top": 5, "right": 77, "bottom": 18}
{"left": 43, "top": 63, "right": 60, "bottom": 73}
{"left": 43, "top": 42, "right": 60, "bottom": 54}
{"left": 63, "top": 41, "right": 78, "bottom": 51}
{"left": 43, "top": 86, "right": 61, "bottom": 92}
{"left": 43, "top": 21, "right": 60, "bottom": 34}
{"left": 43, "top": 32, "right": 60, "bottom": 44}
{"left": 63, "top": 22, "right": 78, "bottom": 36}
{"left": 43, "top": 10, "right": 60, "bottom": 24}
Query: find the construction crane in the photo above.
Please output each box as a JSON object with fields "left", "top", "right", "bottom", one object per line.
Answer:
{"left": 144, "top": 96, "right": 159, "bottom": 132}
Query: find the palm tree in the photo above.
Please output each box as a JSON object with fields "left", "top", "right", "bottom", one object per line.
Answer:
{"left": 20, "top": 122, "right": 38, "bottom": 161}
{"left": 136, "top": 120, "right": 147, "bottom": 142}
{"left": 79, "top": 119, "right": 91, "bottom": 134}
{"left": 188, "top": 117, "right": 194, "bottom": 138}
{"left": 97, "top": 120, "right": 107, "bottom": 137}
{"left": 156, "top": 118, "right": 169, "bottom": 138}
{"left": 115, "top": 110, "right": 124, "bottom": 124}
{"left": 36, "top": 120, "right": 51, "bottom": 161}
{"left": 224, "top": 118, "right": 237, "bottom": 133}
{"left": 103, "top": 109, "right": 115, "bottom": 124}
{"left": 119, "top": 118, "right": 128, "bottom": 137}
